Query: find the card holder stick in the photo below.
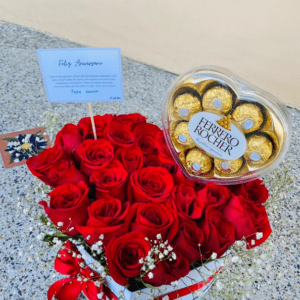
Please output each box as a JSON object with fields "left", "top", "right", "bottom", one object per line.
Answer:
{"left": 88, "top": 103, "right": 97, "bottom": 140}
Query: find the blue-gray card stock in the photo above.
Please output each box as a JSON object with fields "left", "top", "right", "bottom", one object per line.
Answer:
{"left": 37, "top": 48, "right": 123, "bottom": 103}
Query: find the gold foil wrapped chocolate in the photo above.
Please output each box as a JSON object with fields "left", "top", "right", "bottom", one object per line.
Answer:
{"left": 185, "top": 148, "right": 213, "bottom": 174}
{"left": 172, "top": 121, "right": 195, "bottom": 150}
{"left": 214, "top": 157, "right": 246, "bottom": 176}
{"left": 202, "top": 86, "right": 234, "bottom": 114}
{"left": 172, "top": 93, "right": 201, "bottom": 120}
{"left": 244, "top": 133, "right": 274, "bottom": 168}
{"left": 197, "top": 79, "right": 216, "bottom": 96}
{"left": 232, "top": 102, "right": 264, "bottom": 133}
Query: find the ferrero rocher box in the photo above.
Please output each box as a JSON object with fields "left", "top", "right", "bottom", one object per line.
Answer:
{"left": 162, "top": 66, "right": 291, "bottom": 185}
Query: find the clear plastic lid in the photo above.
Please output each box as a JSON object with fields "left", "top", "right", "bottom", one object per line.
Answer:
{"left": 162, "top": 66, "right": 291, "bottom": 185}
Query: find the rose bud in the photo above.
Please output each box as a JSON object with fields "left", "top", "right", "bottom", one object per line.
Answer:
{"left": 76, "top": 197, "right": 130, "bottom": 247}
{"left": 222, "top": 195, "right": 272, "bottom": 249}
{"left": 115, "top": 146, "right": 143, "bottom": 174}
{"left": 172, "top": 220, "right": 204, "bottom": 264}
{"left": 104, "top": 121, "right": 135, "bottom": 149}
{"left": 197, "top": 182, "right": 231, "bottom": 211}
{"left": 115, "top": 113, "right": 147, "bottom": 130}
{"left": 105, "top": 232, "right": 151, "bottom": 286}
{"left": 229, "top": 179, "right": 269, "bottom": 206}
{"left": 124, "top": 202, "right": 178, "bottom": 241}
{"left": 27, "top": 144, "right": 87, "bottom": 188}
{"left": 77, "top": 114, "right": 115, "bottom": 140}
{"left": 172, "top": 183, "right": 205, "bottom": 221}
{"left": 39, "top": 182, "right": 90, "bottom": 236}
{"left": 77, "top": 139, "right": 114, "bottom": 177}
{"left": 128, "top": 166, "right": 174, "bottom": 203}
{"left": 54, "top": 123, "right": 83, "bottom": 162}
{"left": 90, "top": 167, "right": 128, "bottom": 202}
{"left": 198, "top": 207, "right": 236, "bottom": 258}
{"left": 143, "top": 250, "right": 190, "bottom": 287}
{"left": 133, "top": 123, "right": 161, "bottom": 154}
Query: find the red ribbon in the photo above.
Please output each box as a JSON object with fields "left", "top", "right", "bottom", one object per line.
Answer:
{"left": 48, "top": 241, "right": 105, "bottom": 300}
{"left": 49, "top": 241, "right": 221, "bottom": 300}
{"left": 153, "top": 267, "right": 222, "bottom": 300}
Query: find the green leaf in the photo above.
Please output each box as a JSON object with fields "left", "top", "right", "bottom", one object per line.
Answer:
{"left": 40, "top": 215, "right": 48, "bottom": 225}
{"left": 3, "top": 137, "right": 18, "bottom": 142}
{"left": 9, "top": 156, "right": 15, "bottom": 164}
{"left": 143, "top": 283, "right": 155, "bottom": 289}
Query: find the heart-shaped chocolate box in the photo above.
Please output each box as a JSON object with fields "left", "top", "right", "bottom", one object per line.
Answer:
{"left": 162, "top": 66, "right": 291, "bottom": 185}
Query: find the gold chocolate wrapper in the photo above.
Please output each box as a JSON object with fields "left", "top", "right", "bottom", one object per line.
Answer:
{"left": 263, "top": 130, "right": 280, "bottom": 154}
{"left": 261, "top": 109, "right": 273, "bottom": 131}
{"left": 244, "top": 134, "right": 274, "bottom": 168}
{"left": 172, "top": 93, "right": 201, "bottom": 120}
{"left": 214, "top": 157, "right": 246, "bottom": 176}
{"left": 202, "top": 86, "right": 233, "bottom": 114}
{"left": 172, "top": 121, "right": 195, "bottom": 150}
{"left": 232, "top": 103, "right": 264, "bottom": 133}
{"left": 185, "top": 148, "right": 213, "bottom": 174}
{"left": 197, "top": 79, "right": 216, "bottom": 96}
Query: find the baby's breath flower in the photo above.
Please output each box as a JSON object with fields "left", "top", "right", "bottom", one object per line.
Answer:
{"left": 231, "top": 256, "right": 239, "bottom": 263}
{"left": 211, "top": 252, "right": 217, "bottom": 260}
{"left": 148, "top": 272, "right": 154, "bottom": 279}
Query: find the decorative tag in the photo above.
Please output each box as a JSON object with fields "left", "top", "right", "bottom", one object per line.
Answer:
{"left": 0, "top": 127, "right": 51, "bottom": 168}
{"left": 188, "top": 112, "right": 247, "bottom": 160}
{"left": 37, "top": 48, "right": 124, "bottom": 103}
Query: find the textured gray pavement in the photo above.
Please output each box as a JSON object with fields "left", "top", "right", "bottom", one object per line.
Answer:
{"left": 0, "top": 21, "right": 299, "bottom": 300}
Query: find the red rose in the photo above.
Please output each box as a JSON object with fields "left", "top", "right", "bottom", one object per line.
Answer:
{"left": 39, "top": 182, "right": 90, "bottom": 236}
{"left": 90, "top": 167, "right": 128, "bottom": 202}
{"left": 77, "top": 114, "right": 114, "bottom": 140}
{"left": 197, "top": 182, "right": 231, "bottom": 210}
{"left": 143, "top": 154, "right": 161, "bottom": 167}
{"left": 124, "top": 202, "right": 178, "bottom": 241}
{"left": 115, "top": 113, "right": 147, "bottom": 130}
{"left": 129, "top": 166, "right": 174, "bottom": 203}
{"left": 105, "top": 232, "right": 151, "bottom": 286}
{"left": 172, "top": 183, "right": 205, "bottom": 221}
{"left": 172, "top": 220, "right": 204, "bottom": 264}
{"left": 76, "top": 197, "right": 130, "bottom": 247}
{"left": 54, "top": 123, "right": 83, "bottom": 161}
{"left": 162, "top": 162, "right": 186, "bottom": 186}
{"left": 198, "top": 207, "right": 236, "bottom": 258}
{"left": 155, "top": 131, "right": 174, "bottom": 164}
{"left": 133, "top": 123, "right": 161, "bottom": 154}
{"left": 27, "top": 144, "right": 67, "bottom": 178}
{"left": 222, "top": 195, "right": 272, "bottom": 248}
{"left": 27, "top": 145, "right": 87, "bottom": 187}
{"left": 115, "top": 146, "right": 143, "bottom": 174}
{"left": 230, "top": 179, "right": 269, "bottom": 206}
{"left": 104, "top": 121, "right": 135, "bottom": 149}
{"left": 77, "top": 139, "right": 114, "bottom": 177}
{"left": 47, "top": 159, "right": 88, "bottom": 188}
{"left": 143, "top": 250, "right": 190, "bottom": 287}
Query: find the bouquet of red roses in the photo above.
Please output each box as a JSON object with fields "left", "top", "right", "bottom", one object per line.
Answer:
{"left": 27, "top": 113, "right": 272, "bottom": 300}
